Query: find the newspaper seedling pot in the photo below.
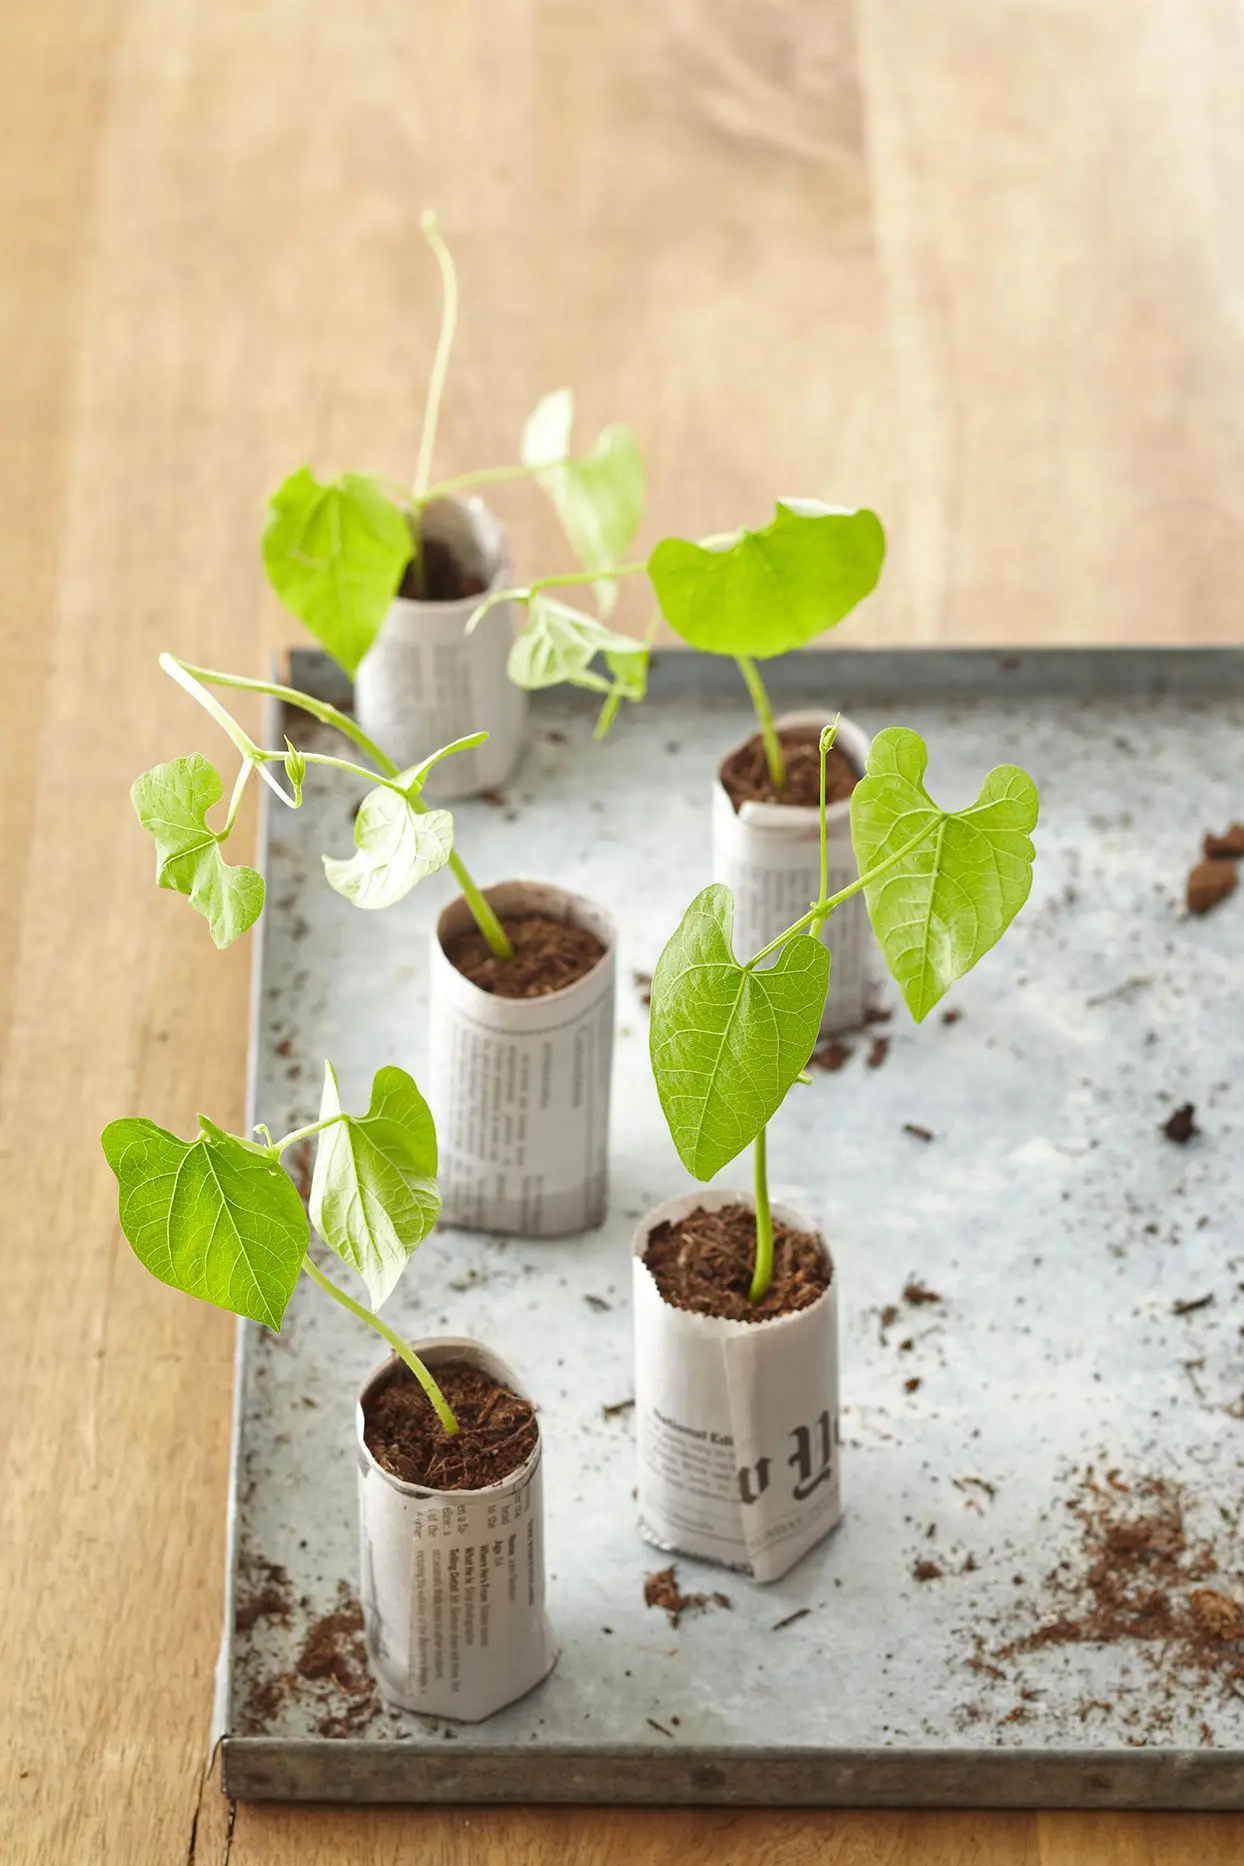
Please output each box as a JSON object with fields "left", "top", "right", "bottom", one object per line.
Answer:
{"left": 354, "top": 496, "right": 526, "bottom": 801}
{"left": 633, "top": 1188, "right": 841, "bottom": 1585}
{"left": 712, "top": 709, "right": 875, "bottom": 1035}
{"left": 357, "top": 1339, "right": 556, "bottom": 1721}
{"left": 429, "top": 880, "right": 616, "bottom": 1236}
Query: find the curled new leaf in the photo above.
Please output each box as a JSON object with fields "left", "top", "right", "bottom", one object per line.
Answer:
{"left": 322, "top": 770, "right": 454, "bottom": 911}
{"left": 649, "top": 884, "right": 829, "bottom": 1181}
{"left": 310, "top": 1062, "right": 441, "bottom": 1309}
{"left": 521, "top": 388, "right": 644, "bottom": 616}
{"left": 507, "top": 595, "right": 640, "bottom": 695}
{"left": 101, "top": 1116, "right": 308, "bottom": 1328}
{"left": 649, "top": 499, "right": 885, "bottom": 658}
{"left": 850, "top": 728, "right": 1039, "bottom": 1022}
{"left": 132, "top": 754, "right": 265, "bottom": 948}
{"left": 262, "top": 468, "right": 412, "bottom": 676}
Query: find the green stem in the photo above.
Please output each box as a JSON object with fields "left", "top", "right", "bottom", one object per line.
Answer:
{"left": 164, "top": 658, "right": 514, "bottom": 962}
{"left": 468, "top": 560, "right": 649, "bottom": 636}
{"left": 808, "top": 719, "right": 840, "bottom": 942}
{"left": 275, "top": 1112, "right": 346, "bottom": 1155}
{"left": 220, "top": 759, "right": 253, "bottom": 838}
{"left": 302, "top": 1255, "right": 460, "bottom": 1437}
{"left": 744, "top": 821, "right": 937, "bottom": 971}
{"left": 735, "top": 655, "right": 785, "bottom": 793}
{"left": 748, "top": 1126, "right": 774, "bottom": 1305}
{"left": 419, "top": 460, "right": 562, "bottom": 504}
{"left": 413, "top": 211, "right": 459, "bottom": 501}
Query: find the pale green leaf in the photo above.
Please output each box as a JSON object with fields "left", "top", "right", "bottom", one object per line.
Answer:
{"left": 648, "top": 499, "right": 885, "bottom": 657}
{"left": 100, "top": 1116, "right": 308, "bottom": 1328}
{"left": 507, "top": 595, "right": 639, "bottom": 694}
{"left": 284, "top": 738, "right": 307, "bottom": 806}
{"left": 850, "top": 728, "right": 1039, "bottom": 1022}
{"left": 522, "top": 389, "right": 644, "bottom": 616}
{"left": 649, "top": 884, "right": 830, "bottom": 1180}
{"left": 132, "top": 755, "right": 264, "bottom": 949}
{"left": 322, "top": 770, "right": 454, "bottom": 910}
{"left": 262, "top": 468, "right": 412, "bottom": 676}
{"left": 310, "top": 1062, "right": 441, "bottom": 1309}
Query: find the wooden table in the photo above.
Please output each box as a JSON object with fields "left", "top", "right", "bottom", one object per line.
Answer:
{"left": 4, "top": 4, "right": 1243, "bottom": 1859}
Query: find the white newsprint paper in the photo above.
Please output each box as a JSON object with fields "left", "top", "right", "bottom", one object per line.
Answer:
{"left": 428, "top": 881, "right": 616, "bottom": 1236}
{"left": 354, "top": 495, "right": 526, "bottom": 800}
{"left": 356, "top": 1342, "right": 556, "bottom": 1722}
{"left": 712, "top": 709, "right": 874, "bottom": 1035}
{"left": 633, "top": 1190, "right": 842, "bottom": 1585}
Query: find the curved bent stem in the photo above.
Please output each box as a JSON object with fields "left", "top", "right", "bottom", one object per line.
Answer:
{"left": 744, "top": 821, "right": 937, "bottom": 972}
{"left": 414, "top": 212, "right": 459, "bottom": 500}
{"left": 303, "top": 1255, "right": 460, "bottom": 1436}
{"left": 748, "top": 1126, "right": 774, "bottom": 1305}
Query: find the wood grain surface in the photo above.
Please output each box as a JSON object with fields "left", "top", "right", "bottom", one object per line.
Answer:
{"left": 3, "top": 3, "right": 1242, "bottom": 1860}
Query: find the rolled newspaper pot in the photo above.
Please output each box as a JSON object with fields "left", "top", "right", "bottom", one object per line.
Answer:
{"left": 429, "top": 880, "right": 616, "bottom": 1235}
{"left": 357, "top": 1340, "right": 556, "bottom": 1721}
{"left": 633, "top": 1188, "right": 841, "bottom": 1584}
{"left": 354, "top": 495, "right": 526, "bottom": 801}
{"left": 712, "top": 709, "right": 874, "bottom": 1035}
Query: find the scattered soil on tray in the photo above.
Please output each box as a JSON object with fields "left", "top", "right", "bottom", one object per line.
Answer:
{"left": 903, "top": 1280, "right": 942, "bottom": 1307}
{"left": 809, "top": 1037, "right": 853, "bottom": 1072}
{"left": 363, "top": 1360, "right": 538, "bottom": 1490}
{"left": 234, "top": 1555, "right": 292, "bottom": 1634}
{"left": 237, "top": 1580, "right": 381, "bottom": 1740}
{"left": 1203, "top": 822, "right": 1244, "bottom": 860}
{"left": 1162, "top": 1102, "right": 1199, "bottom": 1145}
{"left": 913, "top": 1560, "right": 944, "bottom": 1583}
{"left": 398, "top": 532, "right": 488, "bottom": 603}
{"left": 867, "top": 1036, "right": 890, "bottom": 1069}
{"left": 644, "top": 1564, "right": 732, "bottom": 1628}
{"left": 996, "top": 1471, "right": 1244, "bottom": 1694}
{"left": 445, "top": 913, "right": 606, "bottom": 998}
{"left": 720, "top": 726, "right": 860, "bottom": 812}
{"left": 643, "top": 1203, "right": 830, "bottom": 1322}
{"left": 633, "top": 969, "right": 653, "bottom": 1005}
{"left": 1187, "top": 858, "right": 1238, "bottom": 916}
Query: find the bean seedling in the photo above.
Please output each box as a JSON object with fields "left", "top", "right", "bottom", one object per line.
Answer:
{"left": 648, "top": 722, "right": 1040, "bottom": 1301}
{"left": 261, "top": 213, "right": 644, "bottom": 679}
{"left": 102, "top": 1062, "right": 460, "bottom": 1434}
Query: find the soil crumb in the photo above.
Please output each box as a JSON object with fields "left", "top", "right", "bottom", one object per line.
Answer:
{"left": 398, "top": 531, "right": 488, "bottom": 603}
{"left": 867, "top": 1037, "right": 890, "bottom": 1069}
{"left": 720, "top": 726, "right": 860, "bottom": 812}
{"left": 363, "top": 1361, "right": 538, "bottom": 1489}
{"left": 235, "top": 1555, "right": 292, "bottom": 1634}
{"left": 1163, "top": 1103, "right": 1199, "bottom": 1145}
{"left": 1203, "top": 823, "right": 1244, "bottom": 860}
{"left": 644, "top": 1203, "right": 830, "bottom": 1322}
{"left": 913, "top": 1560, "right": 944, "bottom": 1583}
{"left": 809, "top": 1038, "right": 853, "bottom": 1072}
{"left": 903, "top": 1280, "right": 942, "bottom": 1307}
{"left": 1187, "top": 858, "right": 1238, "bottom": 915}
{"left": 445, "top": 913, "right": 605, "bottom": 998}
{"left": 644, "top": 1564, "right": 732, "bottom": 1628}
{"left": 633, "top": 969, "right": 653, "bottom": 1005}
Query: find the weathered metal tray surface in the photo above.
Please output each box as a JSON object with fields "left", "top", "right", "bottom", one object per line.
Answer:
{"left": 220, "top": 647, "right": 1244, "bottom": 1806}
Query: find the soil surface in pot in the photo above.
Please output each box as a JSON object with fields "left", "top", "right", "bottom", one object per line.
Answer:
{"left": 720, "top": 725, "right": 860, "bottom": 812}
{"left": 363, "top": 1361, "right": 538, "bottom": 1489}
{"left": 397, "top": 533, "right": 489, "bottom": 603}
{"left": 445, "top": 913, "right": 606, "bottom": 998}
{"left": 645, "top": 1202, "right": 830, "bottom": 1322}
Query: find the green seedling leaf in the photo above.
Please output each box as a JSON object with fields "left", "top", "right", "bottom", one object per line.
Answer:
{"left": 322, "top": 769, "right": 454, "bottom": 911}
{"left": 507, "top": 595, "right": 640, "bottom": 695}
{"left": 850, "top": 728, "right": 1039, "bottom": 1022}
{"left": 101, "top": 1116, "right": 308, "bottom": 1328}
{"left": 310, "top": 1062, "right": 441, "bottom": 1309}
{"left": 649, "top": 499, "right": 885, "bottom": 657}
{"left": 649, "top": 884, "right": 830, "bottom": 1180}
{"left": 132, "top": 755, "right": 265, "bottom": 949}
{"left": 262, "top": 468, "right": 412, "bottom": 676}
{"left": 521, "top": 389, "right": 644, "bottom": 616}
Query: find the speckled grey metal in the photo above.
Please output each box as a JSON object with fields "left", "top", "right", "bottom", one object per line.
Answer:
{"left": 220, "top": 647, "right": 1244, "bottom": 1806}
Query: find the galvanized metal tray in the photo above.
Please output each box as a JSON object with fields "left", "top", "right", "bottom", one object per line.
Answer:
{"left": 218, "top": 646, "right": 1244, "bottom": 1807}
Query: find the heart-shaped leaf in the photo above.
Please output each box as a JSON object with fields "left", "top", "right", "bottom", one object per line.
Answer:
{"left": 132, "top": 755, "right": 265, "bottom": 949}
{"left": 507, "top": 594, "right": 640, "bottom": 694}
{"left": 521, "top": 389, "right": 644, "bottom": 616}
{"left": 649, "top": 884, "right": 830, "bottom": 1180}
{"left": 101, "top": 1116, "right": 308, "bottom": 1328}
{"left": 648, "top": 499, "right": 885, "bottom": 658}
{"left": 310, "top": 1062, "right": 441, "bottom": 1309}
{"left": 323, "top": 770, "right": 454, "bottom": 910}
{"left": 850, "top": 728, "right": 1039, "bottom": 1022}
{"left": 262, "top": 468, "right": 412, "bottom": 676}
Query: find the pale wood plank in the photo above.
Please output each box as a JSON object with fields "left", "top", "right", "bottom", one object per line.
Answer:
{"left": 3, "top": 2, "right": 1244, "bottom": 1862}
